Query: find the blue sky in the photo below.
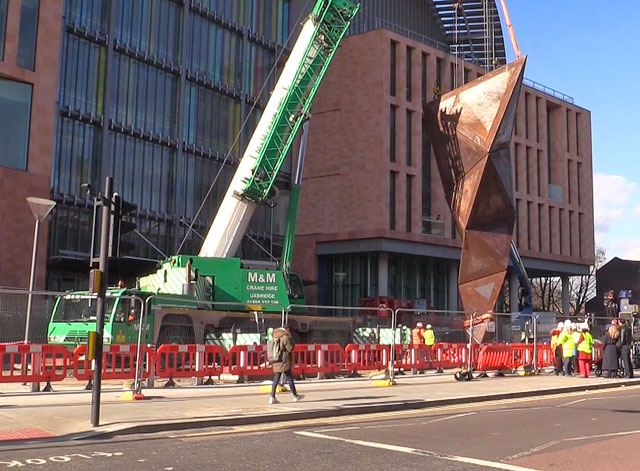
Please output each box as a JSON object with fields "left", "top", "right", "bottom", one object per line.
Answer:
{"left": 501, "top": 1, "right": 640, "bottom": 263}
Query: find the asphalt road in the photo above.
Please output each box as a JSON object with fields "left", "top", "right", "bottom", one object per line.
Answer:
{"left": 3, "top": 385, "right": 640, "bottom": 471}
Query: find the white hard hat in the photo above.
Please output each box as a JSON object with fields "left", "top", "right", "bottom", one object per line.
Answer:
{"left": 581, "top": 323, "right": 589, "bottom": 330}
{"left": 564, "top": 319, "right": 572, "bottom": 328}
{"left": 557, "top": 322, "right": 564, "bottom": 329}
{"left": 416, "top": 322, "right": 423, "bottom": 327}
{"left": 426, "top": 324, "right": 432, "bottom": 329}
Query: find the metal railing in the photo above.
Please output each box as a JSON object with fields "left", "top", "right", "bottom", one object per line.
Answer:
{"left": 524, "top": 78, "right": 574, "bottom": 104}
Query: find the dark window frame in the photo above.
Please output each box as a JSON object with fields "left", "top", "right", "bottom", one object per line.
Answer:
{"left": 0, "top": 0, "right": 8, "bottom": 61}
{"left": 390, "top": 40, "right": 397, "bottom": 97}
{"left": 17, "top": 0, "right": 40, "bottom": 70}
{"left": 390, "top": 171, "right": 396, "bottom": 230}
{"left": 0, "top": 77, "right": 33, "bottom": 171}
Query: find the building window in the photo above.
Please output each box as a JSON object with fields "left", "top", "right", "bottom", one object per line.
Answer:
{"left": 0, "top": 78, "right": 32, "bottom": 170}
{"left": 390, "top": 41, "right": 397, "bottom": 97}
{"left": 578, "top": 213, "right": 584, "bottom": 257}
{"left": 421, "top": 117, "right": 432, "bottom": 234}
{"left": 538, "top": 204, "right": 543, "bottom": 252}
{"left": 406, "top": 175, "right": 412, "bottom": 232}
{"left": 535, "top": 97, "right": 541, "bottom": 143}
{"left": 548, "top": 206, "right": 554, "bottom": 254}
{"left": 514, "top": 143, "right": 519, "bottom": 192}
{"left": 390, "top": 105, "right": 396, "bottom": 162}
{"left": 421, "top": 53, "right": 427, "bottom": 104}
{"left": 406, "top": 110, "right": 412, "bottom": 165}
{"left": 0, "top": 0, "right": 8, "bottom": 61}
{"left": 558, "top": 208, "right": 563, "bottom": 255}
{"left": 463, "top": 68, "right": 470, "bottom": 84}
{"left": 17, "top": 0, "right": 40, "bottom": 70}
{"left": 566, "top": 109, "right": 570, "bottom": 152}
{"left": 525, "top": 146, "right": 531, "bottom": 194}
{"left": 515, "top": 198, "right": 520, "bottom": 248}
{"left": 577, "top": 161, "right": 582, "bottom": 206}
{"left": 576, "top": 112, "right": 580, "bottom": 156}
{"left": 406, "top": 46, "right": 412, "bottom": 101}
{"left": 390, "top": 172, "right": 396, "bottom": 230}
{"left": 524, "top": 92, "right": 529, "bottom": 139}
{"left": 537, "top": 150, "right": 543, "bottom": 197}
{"left": 436, "top": 58, "right": 442, "bottom": 89}
{"left": 527, "top": 202, "right": 532, "bottom": 250}
{"left": 567, "top": 159, "right": 572, "bottom": 204}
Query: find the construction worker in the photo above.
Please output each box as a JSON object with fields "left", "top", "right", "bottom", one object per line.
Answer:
{"left": 423, "top": 324, "right": 436, "bottom": 347}
{"left": 576, "top": 323, "right": 593, "bottom": 377}
{"left": 571, "top": 323, "right": 580, "bottom": 374}
{"left": 423, "top": 324, "right": 437, "bottom": 370}
{"left": 550, "top": 322, "right": 563, "bottom": 375}
{"left": 412, "top": 322, "right": 426, "bottom": 346}
{"left": 558, "top": 320, "right": 576, "bottom": 376}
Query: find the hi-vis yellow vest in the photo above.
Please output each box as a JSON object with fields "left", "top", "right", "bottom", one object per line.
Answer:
{"left": 577, "top": 332, "right": 593, "bottom": 354}
{"left": 559, "top": 331, "right": 575, "bottom": 358}
{"left": 423, "top": 329, "right": 435, "bottom": 346}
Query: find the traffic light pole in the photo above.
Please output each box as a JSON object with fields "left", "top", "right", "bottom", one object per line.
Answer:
{"left": 91, "top": 176, "right": 112, "bottom": 427}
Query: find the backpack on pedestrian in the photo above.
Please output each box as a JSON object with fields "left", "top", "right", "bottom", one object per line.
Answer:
{"left": 267, "top": 338, "right": 283, "bottom": 364}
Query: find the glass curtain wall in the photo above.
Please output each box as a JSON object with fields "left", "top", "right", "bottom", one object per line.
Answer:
{"left": 50, "top": 0, "right": 291, "bottom": 284}
{"left": 326, "top": 253, "right": 448, "bottom": 310}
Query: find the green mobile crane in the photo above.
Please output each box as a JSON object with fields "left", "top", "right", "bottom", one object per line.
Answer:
{"left": 47, "top": 0, "right": 361, "bottom": 348}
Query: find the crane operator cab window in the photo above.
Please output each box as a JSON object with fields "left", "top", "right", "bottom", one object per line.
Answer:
{"left": 288, "top": 273, "right": 305, "bottom": 300}
{"left": 114, "top": 298, "right": 140, "bottom": 323}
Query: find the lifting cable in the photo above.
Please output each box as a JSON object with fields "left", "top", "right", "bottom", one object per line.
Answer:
{"left": 177, "top": 0, "right": 314, "bottom": 254}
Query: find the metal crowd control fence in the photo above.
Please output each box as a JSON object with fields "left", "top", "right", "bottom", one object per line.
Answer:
{"left": 0, "top": 288, "right": 64, "bottom": 344}
{"left": 141, "top": 296, "right": 286, "bottom": 389}
{"left": 287, "top": 304, "right": 395, "bottom": 379}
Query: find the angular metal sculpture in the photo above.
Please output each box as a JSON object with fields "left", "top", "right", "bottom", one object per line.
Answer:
{"left": 424, "top": 57, "right": 526, "bottom": 317}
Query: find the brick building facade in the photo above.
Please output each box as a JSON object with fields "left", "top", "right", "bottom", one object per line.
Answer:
{"left": 0, "top": 0, "right": 63, "bottom": 289}
{"left": 292, "top": 29, "right": 594, "bottom": 312}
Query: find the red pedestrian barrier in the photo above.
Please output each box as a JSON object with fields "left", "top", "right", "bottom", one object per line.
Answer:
{"left": 0, "top": 344, "right": 71, "bottom": 387}
{"left": 228, "top": 345, "right": 273, "bottom": 377}
{"left": 292, "top": 344, "right": 344, "bottom": 376}
{"left": 74, "top": 344, "right": 154, "bottom": 382}
{"left": 509, "top": 343, "right": 534, "bottom": 368}
{"left": 536, "top": 344, "right": 553, "bottom": 368}
{"left": 477, "top": 344, "right": 512, "bottom": 371}
{"left": 435, "top": 343, "right": 474, "bottom": 369}
{"left": 344, "top": 344, "right": 389, "bottom": 373}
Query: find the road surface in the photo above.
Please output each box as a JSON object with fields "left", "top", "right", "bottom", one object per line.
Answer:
{"left": 2, "top": 384, "right": 640, "bottom": 470}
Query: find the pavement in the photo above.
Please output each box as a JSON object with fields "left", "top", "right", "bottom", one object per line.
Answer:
{"left": 1, "top": 371, "right": 639, "bottom": 445}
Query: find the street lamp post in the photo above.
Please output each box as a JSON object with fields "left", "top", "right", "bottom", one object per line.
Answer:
{"left": 24, "top": 197, "right": 56, "bottom": 394}
{"left": 24, "top": 197, "right": 56, "bottom": 344}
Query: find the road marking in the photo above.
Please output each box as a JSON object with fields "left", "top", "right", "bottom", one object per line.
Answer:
{"left": 315, "top": 426, "right": 361, "bottom": 432}
{"left": 505, "top": 428, "right": 640, "bottom": 460}
{"left": 295, "top": 431, "right": 540, "bottom": 471}
{"left": 556, "top": 398, "right": 586, "bottom": 407}
{"left": 565, "top": 428, "right": 640, "bottom": 442}
{"left": 422, "top": 412, "right": 477, "bottom": 424}
{"left": 556, "top": 393, "right": 640, "bottom": 407}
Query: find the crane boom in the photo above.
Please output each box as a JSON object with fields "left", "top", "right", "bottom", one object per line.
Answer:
{"left": 199, "top": 0, "right": 360, "bottom": 258}
{"left": 498, "top": 0, "right": 521, "bottom": 59}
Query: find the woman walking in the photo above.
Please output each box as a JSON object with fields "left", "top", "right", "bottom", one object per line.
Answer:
{"left": 602, "top": 321, "right": 620, "bottom": 378}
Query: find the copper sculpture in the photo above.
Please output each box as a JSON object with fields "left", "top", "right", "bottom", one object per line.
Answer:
{"left": 424, "top": 57, "right": 526, "bottom": 321}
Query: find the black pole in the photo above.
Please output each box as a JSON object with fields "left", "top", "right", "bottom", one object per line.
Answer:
{"left": 91, "top": 176, "right": 112, "bottom": 427}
